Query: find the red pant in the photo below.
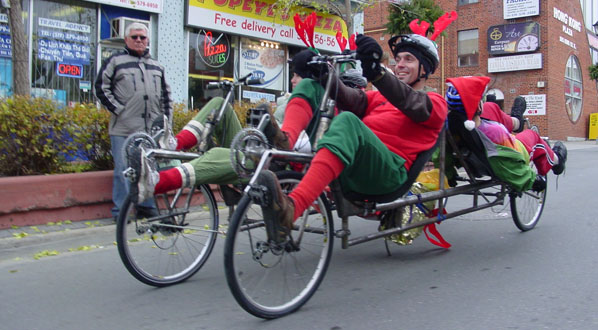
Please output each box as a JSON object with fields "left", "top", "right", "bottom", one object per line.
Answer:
{"left": 515, "top": 130, "right": 556, "bottom": 176}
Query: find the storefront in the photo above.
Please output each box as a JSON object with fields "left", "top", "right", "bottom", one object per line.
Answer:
{"left": 0, "top": 0, "right": 162, "bottom": 104}
{"left": 185, "top": 0, "right": 347, "bottom": 110}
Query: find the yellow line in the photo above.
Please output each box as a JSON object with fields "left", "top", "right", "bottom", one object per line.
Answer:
{"left": 189, "top": 74, "right": 234, "bottom": 81}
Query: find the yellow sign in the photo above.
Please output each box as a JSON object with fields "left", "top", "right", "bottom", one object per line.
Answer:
{"left": 187, "top": 0, "right": 348, "bottom": 52}
{"left": 589, "top": 113, "right": 598, "bottom": 140}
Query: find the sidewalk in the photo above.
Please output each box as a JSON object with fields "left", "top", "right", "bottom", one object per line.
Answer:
{"left": 1, "top": 140, "right": 596, "bottom": 253}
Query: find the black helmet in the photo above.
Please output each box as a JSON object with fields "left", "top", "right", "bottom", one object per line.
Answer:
{"left": 340, "top": 69, "right": 367, "bottom": 89}
{"left": 289, "top": 49, "right": 317, "bottom": 78}
{"left": 388, "top": 34, "right": 439, "bottom": 78}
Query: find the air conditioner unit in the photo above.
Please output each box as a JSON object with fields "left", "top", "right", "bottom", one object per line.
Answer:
{"left": 109, "top": 17, "right": 150, "bottom": 40}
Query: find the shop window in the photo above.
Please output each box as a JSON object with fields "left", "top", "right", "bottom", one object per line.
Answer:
{"left": 564, "top": 55, "right": 583, "bottom": 123}
{"left": 458, "top": 29, "right": 478, "bottom": 67}
{"left": 31, "top": 0, "right": 97, "bottom": 105}
{"left": 188, "top": 29, "right": 235, "bottom": 110}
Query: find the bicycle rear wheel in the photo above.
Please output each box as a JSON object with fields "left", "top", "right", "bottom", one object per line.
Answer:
{"left": 116, "top": 184, "right": 219, "bottom": 286}
{"left": 510, "top": 164, "right": 546, "bottom": 231}
{"left": 224, "top": 172, "right": 334, "bottom": 319}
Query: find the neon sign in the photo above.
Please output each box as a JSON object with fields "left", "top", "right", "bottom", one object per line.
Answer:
{"left": 56, "top": 62, "right": 83, "bottom": 78}
{"left": 197, "top": 30, "right": 230, "bottom": 68}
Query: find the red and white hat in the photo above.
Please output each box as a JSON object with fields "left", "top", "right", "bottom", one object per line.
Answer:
{"left": 445, "top": 76, "right": 491, "bottom": 130}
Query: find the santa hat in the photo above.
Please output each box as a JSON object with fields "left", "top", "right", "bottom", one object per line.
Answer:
{"left": 445, "top": 76, "right": 491, "bottom": 130}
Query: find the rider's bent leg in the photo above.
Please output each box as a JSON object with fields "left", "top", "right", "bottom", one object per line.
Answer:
{"left": 515, "top": 130, "right": 557, "bottom": 176}
{"left": 154, "top": 147, "right": 244, "bottom": 194}
{"left": 176, "top": 97, "right": 243, "bottom": 150}
{"left": 288, "top": 112, "right": 408, "bottom": 219}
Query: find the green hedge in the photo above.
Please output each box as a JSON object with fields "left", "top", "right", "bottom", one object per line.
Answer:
{"left": 0, "top": 95, "right": 263, "bottom": 176}
{"left": 0, "top": 97, "right": 195, "bottom": 176}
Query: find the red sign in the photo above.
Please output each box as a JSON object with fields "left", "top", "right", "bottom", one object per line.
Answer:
{"left": 56, "top": 62, "right": 83, "bottom": 78}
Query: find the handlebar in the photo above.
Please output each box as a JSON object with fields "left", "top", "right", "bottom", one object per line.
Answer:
{"left": 308, "top": 51, "right": 357, "bottom": 66}
{"left": 206, "top": 73, "right": 265, "bottom": 90}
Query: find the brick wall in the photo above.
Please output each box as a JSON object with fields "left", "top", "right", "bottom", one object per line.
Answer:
{"left": 364, "top": 0, "right": 598, "bottom": 140}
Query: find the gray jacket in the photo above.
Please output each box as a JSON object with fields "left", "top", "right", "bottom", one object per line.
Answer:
{"left": 94, "top": 47, "right": 172, "bottom": 136}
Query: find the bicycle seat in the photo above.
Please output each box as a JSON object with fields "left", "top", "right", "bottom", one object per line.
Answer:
{"left": 342, "top": 128, "right": 443, "bottom": 203}
{"left": 447, "top": 110, "right": 495, "bottom": 178}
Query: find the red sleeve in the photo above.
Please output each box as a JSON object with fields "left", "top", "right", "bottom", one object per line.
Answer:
{"left": 281, "top": 97, "right": 313, "bottom": 147}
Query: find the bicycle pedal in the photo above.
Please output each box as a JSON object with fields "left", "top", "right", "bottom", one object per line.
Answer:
{"left": 248, "top": 184, "right": 271, "bottom": 207}
{"left": 122, "top": 167, "right": 137, "bottom": 182}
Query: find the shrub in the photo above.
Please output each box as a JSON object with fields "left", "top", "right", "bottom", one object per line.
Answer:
{"left": 0, "top": 95, "right": 259, "bottom": 176}
{"left": 1, "top": 97, "right": 75, "bottom": 176}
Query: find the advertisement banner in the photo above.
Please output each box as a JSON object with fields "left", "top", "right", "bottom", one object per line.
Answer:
{"left": 503, "top": 0, "right": 540, "bottom": 19}
{"left": 0, "top": 33, "right": 11, "bottom": 58}
{"left": 239, "top": 39, "right": 285, "bottom": 90}
{"left": 36, "top": 18, "right": 91, "bottom": 65}
{"left": 84, "top": 0, "right": 162, "bottom": 13}
{"left": 186, "top": 0, "right": 348, "bottom": 52}
{"left": 487, "top": 22, "right": 540, "bottom": 55}
{"left": 521, "top": 94, "right": 546, "bottom": 116}
{"left": 488, "top": 53, "right": 542, "bottom": 73}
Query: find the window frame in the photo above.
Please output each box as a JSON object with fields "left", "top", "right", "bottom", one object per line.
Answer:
{"left": 457, "top": 29, "right": 479, "bottom": 67}
{"left": 564, "top": 55, "right": 583, "bottom": 123}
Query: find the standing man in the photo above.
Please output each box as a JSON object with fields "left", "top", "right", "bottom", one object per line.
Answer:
{"left": 94, "top": 22, "right": 172, "bottom": 220}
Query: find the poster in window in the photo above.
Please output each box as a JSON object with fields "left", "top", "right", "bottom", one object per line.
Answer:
{"left": 239, "top": 41, "right": 284, "bottom": 90}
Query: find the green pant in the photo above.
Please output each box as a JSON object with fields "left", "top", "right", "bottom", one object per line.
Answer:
{"left": 180, "top": 97, "right": 246, "bottom": 186}
{"left": 317, "top": 112, "right": 408, "bottom": 196}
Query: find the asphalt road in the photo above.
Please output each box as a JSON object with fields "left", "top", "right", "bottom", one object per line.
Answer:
{"left": 1, "top": 141, "right": 597, "bottom": 330}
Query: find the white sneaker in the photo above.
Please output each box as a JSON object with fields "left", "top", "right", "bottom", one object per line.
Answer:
{"left": 127, "top": 146, "right": 159, "bottom": 204}
{"left": 151, "top": 115, "right": 177, "bottom": 150}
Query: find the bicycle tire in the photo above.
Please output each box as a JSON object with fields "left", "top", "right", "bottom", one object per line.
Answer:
{"left": 116, "top": 184, "right": 219, "bottom": 287}
{"left": 510, "top": 163, "right": 546, "bottom": 231}
{"left": 224, "top": 171, "right": 334, "bottom": 319}
{"left": 530, "top": 125, "right": 540, "bottom": 135}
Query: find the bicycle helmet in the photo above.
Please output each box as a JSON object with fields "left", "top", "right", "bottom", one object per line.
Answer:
{"left": 388, "top": 34, "right": 439, "bottom": 79}
{"left": 340, "top": 69, "right": 367, "bottom": 89}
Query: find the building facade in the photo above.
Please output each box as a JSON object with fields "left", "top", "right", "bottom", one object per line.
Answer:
{"left": 0, "top": 0, "right": 349, "bottom": 111}
{"left": 365, "top": 0, "right": 598, "bottom": 140}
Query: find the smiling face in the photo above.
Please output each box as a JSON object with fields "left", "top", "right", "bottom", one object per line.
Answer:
{"left": 125, "top": 28, "right": 148, "bottom": 56}
{"left": 394, "top": 51, "right": 423, "bottom": 88}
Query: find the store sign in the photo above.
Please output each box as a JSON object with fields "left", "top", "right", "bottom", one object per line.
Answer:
{"left": 37, "top": 18, "right": 91, "bottom": 64}
{"left": 553, "top": 7, "right": 581, "bottom": 50}
{"left": 239, "top": 40, "right": 284, "bottom": 90}
{"left": 587, "top": 32, "right": 598, "bottom": 49}
{"left": 488, "top": 53, "right": 542, "bottom": 73}
{"left": 56, "top": 62, "right": 83, "bottom": 78}
{"left": 196, "top": 30, "right": 230, "bottom": 68}
{"left": 186, "top": 0, "right": 347, "bottom": 52}
{"left": 503, "top": 0, "right": 540, "bottom": 20}
{"left": 242, "top": 90, "right": 275, "bottom": 102}
{"left": 521, "top": 94, "right": 546, "bottom": 116}
{"left": 0, "top": 31, "right": 10, "bottom": 58}
{"left": 84, "top": 0, "right": 162, "bottom": 13}
{"left": 488, "top": 22, "right": 540, "bottom": 55}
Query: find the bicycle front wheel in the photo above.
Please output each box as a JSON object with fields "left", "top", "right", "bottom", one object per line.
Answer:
{"left": 510, "top": 164, "right": 546, "bottom": 231}
{"left": 224, "top": 172, "right": 334, "bottom": 319}
{"left": 116, "top": 184, "right": 219, "bottom": 286}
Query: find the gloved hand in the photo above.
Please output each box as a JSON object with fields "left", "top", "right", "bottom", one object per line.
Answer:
{"left": 355, "top": 34, "right": 383, "bottom": 81}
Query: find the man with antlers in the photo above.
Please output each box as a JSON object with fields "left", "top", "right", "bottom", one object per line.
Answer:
{"left": 257, "top": 13, "right": 458, "bottom": 244}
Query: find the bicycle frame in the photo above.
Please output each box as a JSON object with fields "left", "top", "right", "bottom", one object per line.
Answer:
{"left": 242, "top": 53, "right": 517, "bottom": 250}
